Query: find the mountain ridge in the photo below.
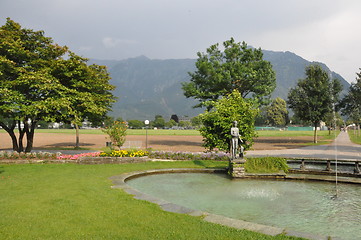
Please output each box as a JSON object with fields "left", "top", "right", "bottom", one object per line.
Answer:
{"left": 90, "top": 50, "right": 349, "bottom": 120}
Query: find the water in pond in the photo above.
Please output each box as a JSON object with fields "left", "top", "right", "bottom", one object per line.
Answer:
{"left": 127, "top": 173, "right": 361, "bottom": 240}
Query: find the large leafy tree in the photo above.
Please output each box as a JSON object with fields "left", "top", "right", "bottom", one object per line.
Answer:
{"left": 287, "top": 65, "right": 342, "bottom": 143}
{"left": 182, "top": 38, "right": 276, "bottom": 109}
{"left": 340, "top": 69, "right": 361, "bottom": 134}
{"left": 265, "top": 97, "right": 289, "bottom": 127}
{"left": 199, "top": 90, "right": 258, "bottom": 152}
{"left": 0, "top": 18, "right": 115, "bottom": 152}
{"left": 51, "top": 53, "right": 115, "bottom": 148}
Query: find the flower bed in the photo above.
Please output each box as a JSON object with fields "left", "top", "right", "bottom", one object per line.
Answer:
{"left": 57, "top": 152, "right": 101, "bottom": 160}
{"left": 99, "top": 149, "right": 147, "bottom": 158}
{"left": 0, "top": 149, "right": 230, "bottom": 163}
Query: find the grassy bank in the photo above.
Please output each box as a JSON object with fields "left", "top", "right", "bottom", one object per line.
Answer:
{"left": 348, "top": 130, "right": 361, "bottom": 145}
{"left": 0, "top": 162, "right": 303, "bottom": 240}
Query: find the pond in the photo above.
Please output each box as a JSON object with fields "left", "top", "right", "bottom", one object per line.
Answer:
{"left": 127, "top": 173, "right": 361, "bottom": 240}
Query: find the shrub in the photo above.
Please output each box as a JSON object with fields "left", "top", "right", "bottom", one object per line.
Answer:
{"left": 102, "top": 121, "right": 127, "bottom": 149}
{"left": 244, "top": 157, "right": 289, "bottom": 173}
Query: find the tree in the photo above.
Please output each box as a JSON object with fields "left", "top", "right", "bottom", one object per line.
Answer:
{"left": 287, "top": 65, "right": 342, "bottom": 143}
{"left": 127, "top": 119, "right": 145, "bottom": 129}
{"left": 199, "top": 90, "right": 258, "bottom": 152}
{"left": 265, "top": 97, "right": 289, "bottom": 127}
{"left": 165, "top": 119, "right": 177, "bottom": 128}
{"left": 151, "top": 115, "right": 165, "bottom": 128}
{"left": 340, "top": 68, "right": 361, "bottom": 135}
{"left": 51, "top": 52, "right": 115, "bottom": 148}
{"left": 182, "top": 38, "right": 276, "bottom": 109}
{"left": 0, "top": 18, "right": 115, "bottom": 152}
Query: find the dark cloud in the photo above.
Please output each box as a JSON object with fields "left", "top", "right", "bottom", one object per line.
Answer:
{"left": 1, "top": 0, "right": 360, "bottom": 82}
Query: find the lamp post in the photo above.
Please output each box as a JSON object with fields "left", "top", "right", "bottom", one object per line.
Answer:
{"left": 144, "top": 120, "right": 149, "bottom": 149}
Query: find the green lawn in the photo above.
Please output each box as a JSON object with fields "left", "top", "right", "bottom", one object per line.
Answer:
{"left": 348, "top": 129, "right": 361, "bottom": 145}
{"left": 0, "top": 162, "right": 304, "bottom": 240}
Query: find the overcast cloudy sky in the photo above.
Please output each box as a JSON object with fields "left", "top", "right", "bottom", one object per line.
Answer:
{"left": 1, "top": 0, "right": 360, "bottom": 83}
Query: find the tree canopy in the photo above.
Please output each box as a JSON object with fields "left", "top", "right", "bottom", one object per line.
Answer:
{"left": 340, "top": 68, "right": 361, "bottom": 127}
{"left": 199, "top": 90, "right": 258, "bottom": 152}
{"left": 265, "top": 97, "right": 289, "bottom": 127}
{"left": 182, "top": 38, "right": 276, "bottom": 109}
{"left": 0, "top": 18, "right": 115, "bottom": 152}
{"left": 287, "top": 65, "right": 342, "bottom": 143}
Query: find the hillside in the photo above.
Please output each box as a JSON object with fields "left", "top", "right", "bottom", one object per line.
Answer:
{"left": 91, "top": 51, "right": 349, "bottom": 120}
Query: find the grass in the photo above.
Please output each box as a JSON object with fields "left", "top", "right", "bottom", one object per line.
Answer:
{"left": 245, "top": 157, "right": 289, "bottom": 173}
{"left": 348, "top": 129, "right": 361, "bottom": 145}
{"left": 257, "top": 130, "right": 339, "bottom": 138}
{"left": 0, "top": 162, "right": 304, "bottom": 240}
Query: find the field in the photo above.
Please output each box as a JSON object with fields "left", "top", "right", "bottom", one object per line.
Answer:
{"left": 0, "top": 129, "right": 338, "bottom": 152}
{"left": 0, "top": 162, "right": 304, "bottom": 240}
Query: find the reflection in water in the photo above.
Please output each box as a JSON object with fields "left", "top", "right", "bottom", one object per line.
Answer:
{"left": 128, "top": 173, "right": 361, "bottom": 240}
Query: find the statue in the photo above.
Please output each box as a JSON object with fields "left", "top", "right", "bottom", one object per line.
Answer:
{"left": 230, "top": 121, "right": 244, "bottom": 159}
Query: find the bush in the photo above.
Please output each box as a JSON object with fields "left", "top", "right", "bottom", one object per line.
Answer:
{"left": 102, "top": 121, "right": 127, "bottom": 149}
{"left": 244, "top": 157, "right": 289, "bottom": 173}
{"left": 199, "top": 90, "right": 258, "bottom": 152}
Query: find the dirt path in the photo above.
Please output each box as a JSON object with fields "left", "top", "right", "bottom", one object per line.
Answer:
{"left": 0, "top": 132, "right": 317, "bottom": 152}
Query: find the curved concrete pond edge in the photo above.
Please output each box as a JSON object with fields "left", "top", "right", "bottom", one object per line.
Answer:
{"left": 109, "top": 168, "right": 348, "bottom": 240}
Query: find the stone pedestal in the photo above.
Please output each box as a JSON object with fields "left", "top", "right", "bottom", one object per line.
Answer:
{"left": 229, "top": 159, "right": 246, "bottom": 178}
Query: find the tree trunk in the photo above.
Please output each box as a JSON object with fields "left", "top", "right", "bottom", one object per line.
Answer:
{"left": 25, "top": 121, "right": 37, "bottom": 153}
{"left": 0, "top": 121, "right": 19, "bottom": 152}
{"left": 313, "top": 122, "right": 318, "bottom": 143}
{"left": 17, "top": 120, "right": 26, "bottom": 152}
{"left": 75, "top": 123, "right": 80, "bottom": 149}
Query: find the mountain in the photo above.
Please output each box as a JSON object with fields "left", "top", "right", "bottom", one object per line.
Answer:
{"left": 90, "top": 51, "right": 350, "bottom": 120}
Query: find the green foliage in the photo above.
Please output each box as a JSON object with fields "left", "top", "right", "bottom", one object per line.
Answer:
{"left": 199, "top": 90, "right": 258, "bottom": 151}
{"left": 151, "top": 115, "right": 165, "bottom": 128}
{"left": 341, "top": 68, "right": 361, "bottom": 126}
{"left": 287, "top": 65, "right": 343, "bottom": 143}
{"left": 0, "top": 18, "right": 115, "bottom": 152}
{"left": 165, "top": 119, "right": 177, "bottom": 128}
{"left": 245, "top": 157, "right": 289, "bottom": 173}
{"left": 127, "top": 119, "right": 145, "bottom": 129}
{"left": 102, "top": 121, "right": 127, "bottom": 149}
{"left": 265, "top": 98, "right": 289, "bottom": 126}
{"left": 182, "top": 38, "right": 276, "bottom": 109}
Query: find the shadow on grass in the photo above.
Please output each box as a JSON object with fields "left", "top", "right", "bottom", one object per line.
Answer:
{"left": 0, "top": 166, "right": 4, "bottom": 174}
{"left": 192, "top": 160, "right": 229, "bottom": 169}
{"left": 192, "top": 160, "right": 207, "bottom": 167}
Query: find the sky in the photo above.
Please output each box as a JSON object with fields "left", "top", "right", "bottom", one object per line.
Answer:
{"left": 1, "top": 0, "right": 360, "bottom": 83}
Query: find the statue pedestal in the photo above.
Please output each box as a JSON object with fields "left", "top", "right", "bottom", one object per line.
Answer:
{"left": 229, "top": 159, "right": 246, "bottom": 178}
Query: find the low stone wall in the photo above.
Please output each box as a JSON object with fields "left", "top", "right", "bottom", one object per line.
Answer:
{"left": 77, "top": 156, "right": 150, "bottom": 164}
{"left": 0, "top": 156, "right": 150, "bottom": 164}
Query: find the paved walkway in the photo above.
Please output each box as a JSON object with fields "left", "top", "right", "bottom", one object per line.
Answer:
{"left": 248, "top": 131, "right": 361, "bottom": 160}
